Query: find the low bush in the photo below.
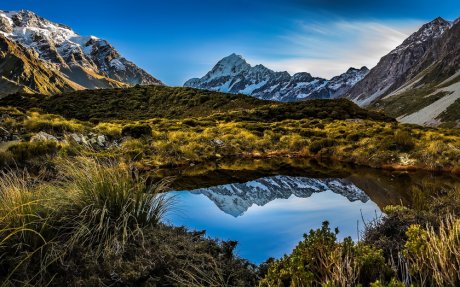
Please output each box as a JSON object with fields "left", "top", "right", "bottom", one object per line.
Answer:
{"left": 381, "top": 130, "right": 415, "bottom": 152}
{"left": 121, "top": 124, "right": 152, "bottom": 138}
{"left": 259, "top": 221, "right": 392, "bottom": 287}
{"left": 309, "top": 138, "right": 336, "bottom": 154}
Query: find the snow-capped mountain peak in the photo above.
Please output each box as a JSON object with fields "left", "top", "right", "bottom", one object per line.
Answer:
{"left": 184, "top": 53, "right": 368, "bottom": 101}
{"left": 0, "top": 9, "right": 162, "bottom": 88}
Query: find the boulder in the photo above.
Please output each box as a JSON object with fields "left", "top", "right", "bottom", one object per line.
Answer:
{"left": 30, "top": 132, "right": 58, "bottom": 142}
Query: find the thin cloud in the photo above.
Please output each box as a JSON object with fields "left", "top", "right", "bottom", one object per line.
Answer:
{"left": 248, "top": 19, "right": 423, "bottom": 79}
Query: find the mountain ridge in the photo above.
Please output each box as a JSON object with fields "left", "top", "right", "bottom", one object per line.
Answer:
{"left": 357, "top": 17, "right": 460, "bottom": 126}
{"left": 0, "top": 9, "right": 162, "bottom": 96}
{"left": 344, "top": 17, "right": 452, "bottom": 106}
{"left": 184, "top": 53, "right": 369, "bottom": 102}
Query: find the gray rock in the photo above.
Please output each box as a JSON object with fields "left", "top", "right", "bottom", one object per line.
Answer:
{"left": 30, "top": 131, "right": 58, "bottom": 142}
{"left": 96, "top": 135, "right": 106, "bottom": 147}
{"left": 211, "top": 139, "right": 225, "bottom": 146}
{"left": 69, "top": 133, "right": 83, "bottom": 144}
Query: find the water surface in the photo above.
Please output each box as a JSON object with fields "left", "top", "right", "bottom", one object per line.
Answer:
{"left": 160, "top": 158, "right": 460, "bottom": 263}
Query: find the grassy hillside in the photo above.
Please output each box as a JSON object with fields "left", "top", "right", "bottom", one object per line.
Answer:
{"left": 0, "top": 85, "right": 392, "bottom": 122}
{"left": 1, "top": 86, "right": 460, "bottom": 286}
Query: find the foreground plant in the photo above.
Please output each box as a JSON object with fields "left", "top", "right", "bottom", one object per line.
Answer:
{"left": 259, "top": 221, "right": 392, "bottom": 287}
{"left": 404, "top": 216, "right": 460, "bottom": 286}
{"left": 0, "top": 158, "right": 173, "bottom": 285}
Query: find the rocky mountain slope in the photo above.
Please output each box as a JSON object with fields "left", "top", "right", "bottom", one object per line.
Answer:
{"left": 0, "top": 10, "right": 162, "bottom": 96}
{"left": 346, "top": 17, "right": 460, "bottom": 127}
{"left": 184, "top": 53, "right": 368, "bottom": 102}
{"left": 0, "top": 34, "right": 80, "bottom": 97}
{"left": 187, "top": 175, "right": 369, "bottom": 217}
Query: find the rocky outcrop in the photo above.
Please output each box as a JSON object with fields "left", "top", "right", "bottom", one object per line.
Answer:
{"left": 30, "top": 131, "right": 58, "bottom": 142}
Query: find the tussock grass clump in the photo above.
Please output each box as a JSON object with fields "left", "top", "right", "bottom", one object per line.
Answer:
{"left": 59, "top": 158, "right": 173, "bottom": 254}
{"left": 0, "top": 158, "right": 173, "bottom": 285}
{"left": 23, "top": 112, "right": 86, "bottom": 135}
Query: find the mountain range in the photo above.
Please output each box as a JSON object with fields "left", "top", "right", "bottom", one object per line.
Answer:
{"left": 0, "top": 10, "right": 162, "bottom": 97}
{"left": 186, "top": 175, "right": 369, "bottom": 217}
{"left": 184, "top": 53, "right": 369, "bottom": 101}
{"left": 0, "top": 10, "right": 459, "bottom": 127}
{"left": 185, "top": 17, "right": 460, "bottom": 126}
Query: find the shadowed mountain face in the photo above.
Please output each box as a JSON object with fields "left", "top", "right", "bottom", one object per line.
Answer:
{"left": 184, "top": 53, "right": 368, "bottom": 102}
{"left": 185, "top": 175, "right": 369, "bottom": 217}
{"left": 345, "top": 17, "right": 453, "bottom": 106}
{"left": 0, "top": 34, "right": 78, "bottom": 97}
{"left": 0, "top": 10, "right": 162, "bottom": 96}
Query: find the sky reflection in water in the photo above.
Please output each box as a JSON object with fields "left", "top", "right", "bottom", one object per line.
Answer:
{"left": 163, "top": 176, "right": 381, "bottom": 264}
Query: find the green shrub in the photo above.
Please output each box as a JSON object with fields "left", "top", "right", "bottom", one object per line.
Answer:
{"left": 381, "top": 130, "right": 415, "bottom": 152}
{"left": 121, "top": 124, "right": 152, "bottom": 138}
{"left": 259, "top": 221, "right": 391, "bottom": 287}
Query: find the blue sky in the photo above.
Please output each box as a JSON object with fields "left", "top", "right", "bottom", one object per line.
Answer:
{"left": 2, "top": 0, "right": 460, "bottom": 85}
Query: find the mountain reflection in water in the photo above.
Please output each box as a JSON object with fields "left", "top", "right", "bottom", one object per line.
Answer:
{"left": 187, "top": 175, "right": 369, "bottom": 217}
{"left": 160, "top": 158, "right": 460, "bottom": 263}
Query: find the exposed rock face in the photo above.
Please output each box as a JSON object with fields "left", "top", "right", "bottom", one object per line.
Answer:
{"left": 345, "top": 17, "right": 452, "bottom": 106}
{"left": 0, "top": 34, "right": 78, "bottom": 98}
{"left": 186, "top": 175, "right": 369, "bottom": 217}
{"left": 184, "top": 54, "right": 368, "bottom": 102}
{"left": 353, "top": 17, "right": 460, "bottom": 126}
{"left": 0, "top": 9, "right": 162, "bottom": 96}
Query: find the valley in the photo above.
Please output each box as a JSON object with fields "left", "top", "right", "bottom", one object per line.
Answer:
{"left": 0, "top": 6, "right": 460, "bottom": 287}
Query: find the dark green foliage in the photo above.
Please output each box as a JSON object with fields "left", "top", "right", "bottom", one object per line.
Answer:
{"left": 346, "top": 132, "right": 364, "bottom": 141}
{"left": 381, "top": 130, "right": 415, "bottom": 152}
{"left": 121, "top": 124, "right": 152, "bottom": 138}
{"left": 259, "top": 221, "right": 392, "bottom": 286}
{"left": 364, "top": 207, "right": 435, "bottom": 260}
{"left": 0, "top": 86, "right": 394, "bottom": 123}
{"left": 309, "top": 138, "right": 336, "bottom": 154}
